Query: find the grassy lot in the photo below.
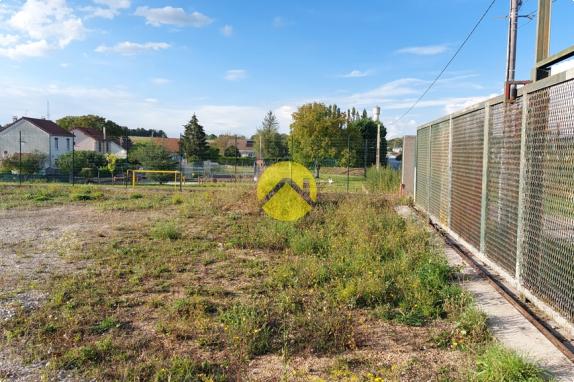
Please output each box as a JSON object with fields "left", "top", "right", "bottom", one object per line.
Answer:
{"left": 0, "top": 184, "right": 550, "bottom": 381}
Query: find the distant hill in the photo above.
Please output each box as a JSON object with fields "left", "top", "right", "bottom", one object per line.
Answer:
{"left": 388, "top": 137, "right": 403, "bottom": 152}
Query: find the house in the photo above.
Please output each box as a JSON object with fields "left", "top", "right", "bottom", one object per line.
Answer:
{"left": 71, "top": 127, "right": 127, "bottom": 159}
{"left": 0, "top": 117, "right": 74, "bottom": 168}
{"left": 236, "top": 139, "right": 255, "bottom": 158}
{"left": 130, "top": 136, "right": 182, "bottom": 160}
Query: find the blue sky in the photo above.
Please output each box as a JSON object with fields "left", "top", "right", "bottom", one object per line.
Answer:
{"left": 1, "top": 0, "right": 573, "bottom": 138}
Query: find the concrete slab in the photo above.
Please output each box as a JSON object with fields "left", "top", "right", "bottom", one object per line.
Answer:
{"left": 395, "top": 205, "right": 574, "bottom": 381}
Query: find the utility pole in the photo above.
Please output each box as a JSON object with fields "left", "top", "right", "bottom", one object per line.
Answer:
{"left": 19, "top": 131, "right": 22, "bottom": 186}
{"left": 234, "top": 135, "right": 238, "bottom": 181}
{"left": 373, "top": 106, "right": 381, "bottom": 170}
{"left": 505, "top": 0, "right": 522, "bottom": 99}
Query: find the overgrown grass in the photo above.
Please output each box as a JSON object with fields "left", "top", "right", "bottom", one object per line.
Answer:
{"left": 474, "top": 344, "right": 552, "bottom": 382}
{"left": 0, "top": 184, "right": 550, "bottom": 380}
{"left": 365, "top": 166, "right": 401, "bottom": 193}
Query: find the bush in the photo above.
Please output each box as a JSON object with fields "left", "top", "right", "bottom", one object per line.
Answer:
{"left": 474, "top": 345, "right": 550, "bottom": 382}
{"left": 1, "top": 151, "right": 47, "bottom": 175}
{"left": 151, "top": 221, "right": 182, "bottom": 240}
{"left": 57, "top": 151, "right": 106, "bottom": 175}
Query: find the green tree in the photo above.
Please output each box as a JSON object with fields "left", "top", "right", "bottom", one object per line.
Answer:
{"left": 106, "top": 154, "right": 118, "bottom": 179}
{"left": 224, "top": 145, "right": 240, "bottom": 157}
{"left": 289, "top": 103, "right": 346, "bottom": 177}
{"left": 347, "top": 113, "right": 387, "bottom": 167}
{"left": 254, "top": 111, "right": 288, "bottom": 159}
{"left": 129, "top": 142, "right": 177, "bottom": 170}
{"left": 56, "top": 151, "right": 107, "bottom": 175}
{"left": 57, "top": 115, "right": 124, "bottom": 137}
{"left": 1, "top": 151, "right": 47, "bottom": 175}
{"left": 181, "top": 115, "right": 209, "bottom": 162}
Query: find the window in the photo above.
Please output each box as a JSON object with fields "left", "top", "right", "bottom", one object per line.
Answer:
{"left": 55, "top": 137, "right": 59, "bottom": 150}
{"left": 66, "top": 138, "right": 70, "bottom": 151}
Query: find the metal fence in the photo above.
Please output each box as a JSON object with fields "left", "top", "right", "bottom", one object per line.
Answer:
{"left": 413, "top": 69, "right": 574, "bottom": 328}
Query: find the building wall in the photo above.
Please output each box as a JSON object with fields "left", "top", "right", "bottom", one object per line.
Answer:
{"left": 401, "top": 135, "right": 416, "bottom": 197}
{"left": 0, "top": 120, "right": 50, "bottom": 165}
{"left": 72, "top": 130, "right": 97, "bottom": 152}
{"left": 0, "top": 120, "right": 72, "bottom": 168}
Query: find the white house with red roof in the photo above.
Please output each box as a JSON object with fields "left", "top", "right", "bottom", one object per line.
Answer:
{"left": 0, "top": 117, "right": 74, "bottom": 168}
{"left": 71, "top": 127, "right": 127, "bottom": 159}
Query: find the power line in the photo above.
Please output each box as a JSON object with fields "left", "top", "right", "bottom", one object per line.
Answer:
{"left": 390, "top": 0, "right": 498, "bottom": 126}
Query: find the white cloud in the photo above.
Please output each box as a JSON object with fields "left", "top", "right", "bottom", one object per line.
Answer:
{"left": 134, "top": 6, "right": 212, "bottom": 27}
{"left": 340, "top": 70, "right": 370, "bottom": 78}
{"left": 144, "top": 98, "right": 158, "bottom": 103}
{"left": 0, "top": 34, "right": 19, "bottom": 47}
{"left": 151, "top": 77, "right": 171, "bottom": 85}
{"left": 95, "top": 41, "right": 170, "bottom": 55}
{"left": 0, "top": 39, "right": 51, "bottom": 59}
{"left": 221, "top": 25, "right": 233, "bottom": 37}
{"left": 83, "top": 0, "right": 130, "bottom": 19}
{"left": 224, "top": 69, "right": 247, "bottom": 81}
{"left": 8, "top": 0, "right": 84, "bottom": 48}
{"left": 397, "top": 44, "right": 449, "bottom": 56}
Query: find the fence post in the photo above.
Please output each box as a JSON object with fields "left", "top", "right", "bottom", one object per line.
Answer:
{"left": 515, "top": 93, "right": 529, "bottom": 286}
{"left": 414, "top": 133, "right": 418, "bottom": 205}
{"left": 427, "top": 125, "right": 432, "bottom": 212}
{"left": 479, "top": 103, "right": 491, "bottom": 254}
{"left": 447, "top": 115, "right": 454, "bottom": 229}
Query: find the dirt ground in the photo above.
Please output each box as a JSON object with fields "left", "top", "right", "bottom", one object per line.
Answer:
{"left": 0, "top": 196, "right": 472, "bottom": 382}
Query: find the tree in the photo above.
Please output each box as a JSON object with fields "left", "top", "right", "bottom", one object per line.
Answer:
{"left": 347, "top": 113, "right": 387, "bottom": 167}
{"left": 57, "top": 115, "right": 124, "bottom": 137}
{"left": 129, "top": 142, "right": 177, "bottom": 170}
{"left": 181, "top": 115, "right": 209, "bottom": 162}
{"left": 254, "top": 111, "right": 289, "bottom": 159}
{"left": 289, "top": 103, "right": 346, "bottom": 177}
{"left": 56, "top": 151, "right": 107, "bottom": 175}
{"left": 127, "top": 127, "right": 167, "bottom": 137}
{"left": 1, "top": 151, "right": 46, "bottom": 175}
{"left": 106, "top": 154, "right": 118, "bottom": 180}
{"left": 224, "top": 145, "right": 240, "bottom": 157}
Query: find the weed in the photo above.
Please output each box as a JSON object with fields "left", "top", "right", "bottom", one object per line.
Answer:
{"left": 474, "top": 345, "right": 552, "bottom": 382}
{"left": 150, "top": 221, "right": 182, "bottom": 240}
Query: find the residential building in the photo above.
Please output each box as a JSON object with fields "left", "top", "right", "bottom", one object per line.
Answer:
{"left": 236, "top": 139, "right": 255, "bottom": 158}
{"left": 71, "top": 127, "right": 127, "bottom": 159}
{"left": 0, "top": 117, "right": 74, "bottom": 168}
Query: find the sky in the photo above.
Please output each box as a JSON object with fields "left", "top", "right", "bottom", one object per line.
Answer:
{"left": 1, "top": 0, "right": 573, "bottom": 138}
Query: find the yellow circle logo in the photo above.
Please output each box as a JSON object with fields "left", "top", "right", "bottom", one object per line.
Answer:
{"left": 256, "top": 161, "right": 317, "bottom": 221}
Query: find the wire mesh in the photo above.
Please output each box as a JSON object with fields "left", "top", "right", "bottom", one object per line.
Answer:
{"left": 429, "top": 120, "right": 450, "bottom": 225}
{"left": 521, "top": 79, "right": 574, "bottom": 321}
{"left": 450, "top": 109, "right": 484, "bottom": 250}
{"left": 416, "top": 126, "right": 430, "bottom": 210}
{"left": 484, "top": 99, "right": 523, "bottom": 275}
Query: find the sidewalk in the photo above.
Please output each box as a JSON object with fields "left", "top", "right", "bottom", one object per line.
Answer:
{"left": 396, "top": 206, "right": 574, "bottom": 381}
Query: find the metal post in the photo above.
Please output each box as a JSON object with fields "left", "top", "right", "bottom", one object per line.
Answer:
{"left": 234, "top": 135, "right": 238, "bottom": 181}
{"left": 346, "top": 128, "right": 350, "bottom": 193}
{"left": 515, "top": 93, "right": 529, "bottom": 285}
{"left": 363, "top": 138, "right": 368, "bottom": 178}
{"left": 505, "top": 0, "right": 521, "bottom": 98}
{"left": 480, "top": 104, "right": 491, "bottom": 253}
{"left": 72, "top": 135, "right": 75, "bottom": 186}
{"left": 18, "top": 130, "right": 22, "bottom": 186}
{"left": 376, "top": 121, "right": 381, "bottom": 170}
{"left": 534, "top": 0, "right": 552, "bottom": 80}
{"left": 427, "top": 125, "right": 432, "bottom": 212}
{"left": 447, "top": 116, "right": 454, "bottom": 228}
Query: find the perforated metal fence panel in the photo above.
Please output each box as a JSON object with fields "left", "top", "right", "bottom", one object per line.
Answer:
{"left": 416, "top": 126, "right": 430, "bottom": 211}
{"left": 450, "top": 110, "right": 485, "bottom": 250}
{"left": 484, "top": 100, "right": 523, "bottom": 275}
{"left": 415, "top": 73, "right": 574, "bottom": 326}
{"left": 521, "top": 79, "right": 574, "bottom": 321}
{"left": 429, "top": 120, "right": 450, "bottom": 225}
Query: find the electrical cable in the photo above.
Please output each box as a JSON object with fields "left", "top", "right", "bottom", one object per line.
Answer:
{"left": 389, "top": 0, "right": 499, "bottom": 126}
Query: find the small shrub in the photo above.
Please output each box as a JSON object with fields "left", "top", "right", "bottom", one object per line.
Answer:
{"left": 220, "top": 304, "right": 272, "bottom": 358}
{"left": 151, "top": 221, "right": 182, "bottom": 240}
{"left": 130, "top": 193, "right": 143, "bottom": 200}
{"left": 474, "top": 345, "right": 550, "bottom": 382}
{"left": 69, "top": 186, "right": 104, "bottom": 201}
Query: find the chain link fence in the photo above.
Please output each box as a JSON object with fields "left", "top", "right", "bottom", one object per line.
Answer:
{"left": 412, "top": 72, "right": 574, "bottom": 326}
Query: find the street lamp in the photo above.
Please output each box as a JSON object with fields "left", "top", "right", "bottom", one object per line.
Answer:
{"left": 372, "top": 106, "right": 381, "bottom": 170}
